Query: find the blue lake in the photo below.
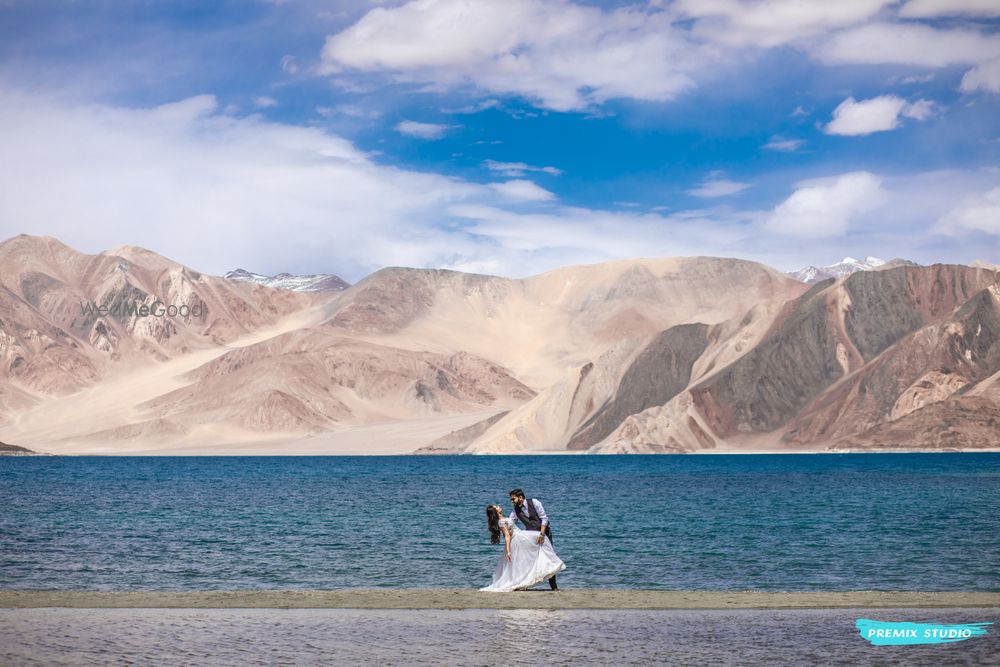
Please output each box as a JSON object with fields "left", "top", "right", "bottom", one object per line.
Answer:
{"left": 1, "top": 454, "right": 998, "bottom": 591}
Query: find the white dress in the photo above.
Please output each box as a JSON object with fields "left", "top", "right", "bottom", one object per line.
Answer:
{"left": 479, "top": 517, "right": 565, "bottom": 592}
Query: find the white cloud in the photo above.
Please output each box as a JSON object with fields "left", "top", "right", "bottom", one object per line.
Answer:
{"left": 764, "top": 172, "right": 886, "bottom": 237}
{"left": 0, "top": 91, "right": 493, "bottom": 280}
{"left": 0, "top": 90, "right": 760, "bottom": 280}
{"left": 447, "top": 203, "right": 749, "bottom": 268}
{"left": 898, "top": 73, "right": 936, "bottom": 85}
{"left": 254, "top": 96, "right": 278, "bottom": 108}
{"left": 901, "top": 99, "right": 936, "bottom": 120}
{"left": 961, "top": 59, "right": 1000, "bottom": 93}
{"left": 280, "top": 55, "right": 300, "bottom": 75}
{"left": 320, "top": 0, "right": 703, "bottom": 111}
{"left": 148, "top": 94, "right": 219, "bottom": 122}
{"left": 315, "top": 0, "right": 1000, "bottom": 113}
{"left": 675, "top": 0, "right": 891, "bottom": 48}
{"left": 817, "top": 21, "right": 1000, "bottom": 95}
{"left": 482, "top": 160, "right": 562, "bottom": 177}
{"left": 763, "top": 136, "right": 805, "bottom": 152}
{"left": 936, "top": 186, "right": 1000, "bottom": 234}
{"left": 449, "top": 99, "right": 501, "bottom": 114}
{"left": 824, "top": 96, "right": 934, "bottom": 136}
{"left": 818, "top": 23, "right": 1000, "bottom": 67}
{"left": 900, "top": 0, "right": 1000, "bottom": 18}
{"left": 687, "top": 178, "right": 750, "bottom": 198}
{"left": 317, "top": 104, "right": 383, "bottom": 119}
{"left": 2, "top": 89, "right": 996, "bottom": 283}
{"left": 488, "top": 179, "right": 556, "bottom": 202}
{"left": 394, "top": 120, "right": 454, "bottom": 139}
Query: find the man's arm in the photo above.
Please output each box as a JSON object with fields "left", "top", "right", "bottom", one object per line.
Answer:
{"left": 508, "top": 509, "right": 517, "bottom": 523}
{"left": 533, "top": 499, "right": 549, "bottom": 528}
{"left": 533, "top": 499, "right": 549, "bottom": 544}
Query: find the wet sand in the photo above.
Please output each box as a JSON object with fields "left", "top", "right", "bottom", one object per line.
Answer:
{"left": 2, "top": 589, "right": 997, "bottom": 609}
{"left": 4, "top": 607, "right": 1000, "bottom": 666}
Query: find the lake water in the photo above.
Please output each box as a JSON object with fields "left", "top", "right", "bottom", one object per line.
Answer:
{"left": 1, "top": 454, "right": 998, "bottom": 591}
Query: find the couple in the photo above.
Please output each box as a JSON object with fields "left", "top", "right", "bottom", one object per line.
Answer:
{"left": 480, "top": 488, "right": 565, "bottom": 592}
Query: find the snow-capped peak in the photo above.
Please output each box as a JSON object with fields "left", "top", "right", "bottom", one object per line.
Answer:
{"left": 788, "top": 256, "right": 893, "bottom": 284}
{"left": 223, "top": 268, "right": 349, "bottom": 293}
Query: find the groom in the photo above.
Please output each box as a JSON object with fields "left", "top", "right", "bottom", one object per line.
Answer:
{"left": 508, "top": 488, "right": 558, "bottom": 591}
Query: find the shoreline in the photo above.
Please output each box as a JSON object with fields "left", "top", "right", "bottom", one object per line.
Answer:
{"left": 2, "top": 589, "right": 998, "bottom": 610}
{"left": 7, "top": 449, "right": 1000, "bottom": 457}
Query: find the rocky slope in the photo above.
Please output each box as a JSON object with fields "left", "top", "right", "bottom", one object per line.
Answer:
{"left": 405, "top": 260, "right": 809, "bottom": 453}
{"left": 133, "top": 329, "right": 534, "bottom": 439}
{"left": 0, "top": 440, "right": 38, "bottom": 455}
{"left": 427, "top": 263, "right": 1000, "bottom": 454}
{"left": 447, "top": 296, "right": 799, "bottom": 454}
{"left": 581, "top": 264, "right": 1000, "bottom": 453}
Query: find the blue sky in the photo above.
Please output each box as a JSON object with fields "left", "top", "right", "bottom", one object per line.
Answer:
{"left": 1, "top": 0, "right": 999, "bottom": 280}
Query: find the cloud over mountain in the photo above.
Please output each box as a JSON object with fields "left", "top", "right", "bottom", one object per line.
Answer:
{"left": 764, "top": 172, "right": 885, "bottom": 237}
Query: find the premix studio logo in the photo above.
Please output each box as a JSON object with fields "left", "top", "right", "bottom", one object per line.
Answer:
{"left": 856, "top": 618, "right": 992, "bottom": 646}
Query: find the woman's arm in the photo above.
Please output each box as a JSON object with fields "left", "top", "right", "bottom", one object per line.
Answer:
{"left": 503, "top": 525, "right": 512, "bottom": 561}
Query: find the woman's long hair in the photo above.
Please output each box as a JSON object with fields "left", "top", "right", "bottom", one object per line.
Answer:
{"left": 486, "top": 505, "right": 501, "bottom": 544}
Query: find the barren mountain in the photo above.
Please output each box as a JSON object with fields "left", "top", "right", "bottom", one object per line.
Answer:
{"left": 0, "top": 234, "right": 324, "bottom": 397}
{"left": 2, "top": 235, "right": 997, "bottom": 454}
{"left": 461, "top": 263, "right": 1000, "bottom": 454}
{"left": 780, "top": 270, "right": 1000, "bottom": 447}
{"left": 83, "top": 256, "right": 792, "bottom": 451}
{"left": 0, "top": 235, "right": 329, "bottom": 440}
{"left": 382, "top": 259, "right": 809, "bottom": 454}
{"left": 445, "top": 297, "right": 799, "bottom": 454}
{"left": 325, "top": 257, "right": 805, "bottom": 388}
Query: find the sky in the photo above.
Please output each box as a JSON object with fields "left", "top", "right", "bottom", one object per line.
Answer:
{"left": 1, "top": 0, "right": 999, "bottom": 281}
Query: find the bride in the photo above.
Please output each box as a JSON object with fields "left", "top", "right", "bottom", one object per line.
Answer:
{"left": 480, "top": 504, "right": 565, "bottom": 592}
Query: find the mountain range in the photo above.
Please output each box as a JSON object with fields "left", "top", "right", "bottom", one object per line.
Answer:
{"left": 1, "top": 234, "right": 997, "bottom": 454}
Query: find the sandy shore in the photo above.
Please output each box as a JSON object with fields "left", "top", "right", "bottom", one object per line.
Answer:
{"left": 2, "top": 589, "right": 997, "bottom": 610}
